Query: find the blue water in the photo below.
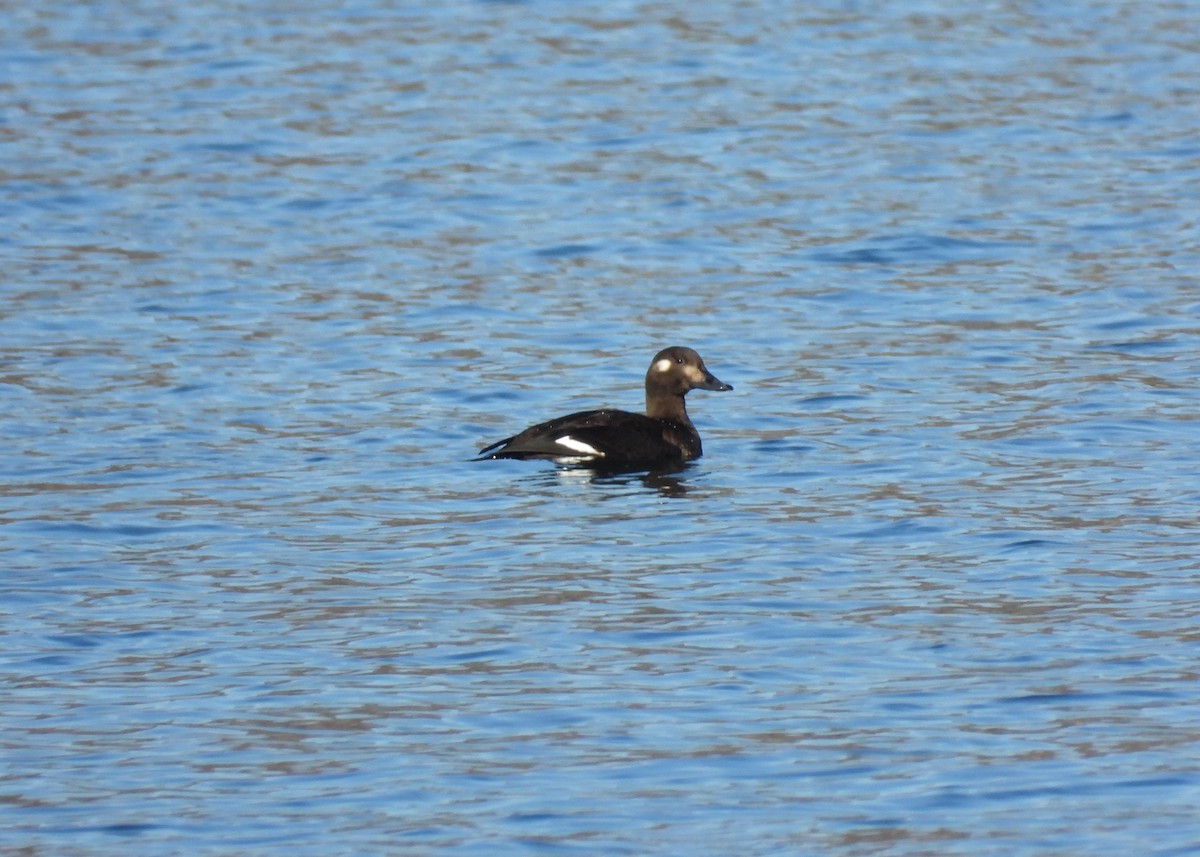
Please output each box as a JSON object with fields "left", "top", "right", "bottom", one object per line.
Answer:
{"left": 3, "top": 1, "right": 1200, "bottom": 855}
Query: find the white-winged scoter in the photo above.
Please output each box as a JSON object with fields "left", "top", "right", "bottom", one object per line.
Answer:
{"left": 477, "top": 346, "right": 732, "bottom": 465}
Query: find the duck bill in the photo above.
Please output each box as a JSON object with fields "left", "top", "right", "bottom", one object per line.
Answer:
{"left": 698, "top": 372, "right": 732, "bottom": 392}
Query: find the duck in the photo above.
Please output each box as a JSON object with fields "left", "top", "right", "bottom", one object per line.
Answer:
{"left": 477, "top": 346, "right": 732, "bottom": 466}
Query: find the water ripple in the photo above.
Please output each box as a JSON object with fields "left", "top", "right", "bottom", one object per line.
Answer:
{"left": 3, "top": 1, "right": 1200, "bottom": 856}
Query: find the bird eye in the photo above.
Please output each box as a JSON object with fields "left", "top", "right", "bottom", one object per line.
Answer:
{"left": 675, "top": 356, "right": 684, "bottom": 364}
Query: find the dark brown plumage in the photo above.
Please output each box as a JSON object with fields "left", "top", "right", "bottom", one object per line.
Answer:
{"left": 478, "top": 346, "right": 732, "bottom": 466}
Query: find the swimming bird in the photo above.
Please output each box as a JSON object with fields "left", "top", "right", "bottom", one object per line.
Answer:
{"left": 477, "top": 346, "right": 732, "bottom": 466}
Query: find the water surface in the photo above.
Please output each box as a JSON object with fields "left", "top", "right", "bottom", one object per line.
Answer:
{"left": 3, "top": 1, "right": 1200, "bottom": 855}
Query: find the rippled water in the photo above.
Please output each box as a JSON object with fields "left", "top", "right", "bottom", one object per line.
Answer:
{"left": 3, "top": 1, "right": 1200, "bottom": 855}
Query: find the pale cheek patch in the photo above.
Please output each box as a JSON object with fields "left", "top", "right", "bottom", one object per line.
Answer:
{"left": 655, "top": 358, "right": 673, "bottom": 373}
{"left": 555, "top": 435, "right": 604, "bottom": 457}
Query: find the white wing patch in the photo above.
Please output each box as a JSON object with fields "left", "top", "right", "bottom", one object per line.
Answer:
{"left": 655, "top": 358, "right": 673, "bottom": 373}
{"left": 555, "top": 435, "right": 604, "bottom": 457}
